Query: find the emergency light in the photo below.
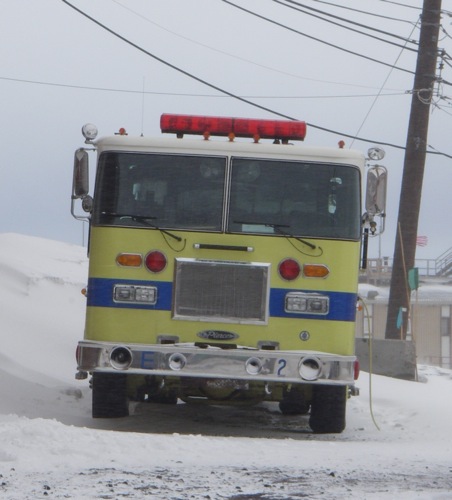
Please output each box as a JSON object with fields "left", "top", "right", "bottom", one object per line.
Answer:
{"left": 160, "top": 113, "right": 306, "bottom": 142}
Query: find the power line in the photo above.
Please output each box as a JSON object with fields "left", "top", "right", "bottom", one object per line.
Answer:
{"left": 305, "top": 0, "right": 418, "bottom": 24}
{"left": 59, "top": 0, "right": 290, "bottom": 117}
{"left": 107, "top": 0, "right": 349, "bottom": 88}
{"left": 350, "top": 16, "right": 420, "bottom": 147}
{"left": 0, "top": 75, "right": 408, "bottom": 99}
{"left": 107, "top": 0, "right": 404, "bottom": 91}
{"left": 109, "top": 0, "right": 422, "bottom": 91}
{"left": 377, "top": 0, "right": 422, "bottom": 10}
{"left": 59, "top": 0, "right": 452, "bottom": 159}
{"left": 221, "top": 0, "right": 415, "bottom": 74}
{"left": 274, "top": 0, "right": 419, "bottom": 48}
{"left": 0, "top": 75, "right": 144, "bottom": 95}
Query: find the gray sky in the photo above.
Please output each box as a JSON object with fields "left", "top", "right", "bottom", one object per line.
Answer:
{"left": 1, "top": 0, "right": 450, "bottom": 260}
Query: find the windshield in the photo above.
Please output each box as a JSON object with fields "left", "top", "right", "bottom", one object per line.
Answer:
{"left": 93, "top": 153, "right": 360, "bottom": 240}
{"left": 228, "top": 158, "right": 360, "bottom": 240}
{"left": 93, "top": 153, "right": 226, "bottom": 231}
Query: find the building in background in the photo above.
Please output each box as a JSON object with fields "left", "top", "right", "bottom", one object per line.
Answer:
{"left": 357, "top": 255, "right": 452, "bottom": 368}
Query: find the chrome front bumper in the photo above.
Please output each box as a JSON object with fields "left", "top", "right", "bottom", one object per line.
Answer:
{"left": 76, "top": 340, "right": 357, "bottom": 386}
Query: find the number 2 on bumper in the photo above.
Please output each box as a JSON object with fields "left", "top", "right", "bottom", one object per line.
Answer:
{"left": 277, "top": 359, "right": 287, "bottom": 376}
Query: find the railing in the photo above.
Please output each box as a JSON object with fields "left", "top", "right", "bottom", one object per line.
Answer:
{"left": 362, "top": 246, "right": 452, "bottom": 284}
{"left": 435, "top": 247, "right": 452, "bottom": 277}
{"left": 361, "top": 258, "right": 393, "bottom": 285}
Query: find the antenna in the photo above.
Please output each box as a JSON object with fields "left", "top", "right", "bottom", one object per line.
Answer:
{"left": 140, "top": 77, "right": 145, "bottom": 137}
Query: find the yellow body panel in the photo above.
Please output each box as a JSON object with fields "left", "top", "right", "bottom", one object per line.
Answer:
{"left": 85, "top": 226, "right": 360, "bottom": 356}
{"left": 88, "top": 227, "right": 360, "bottom": 291}
{"left": 85, "top": 307, "right": 356, "bottom": 355}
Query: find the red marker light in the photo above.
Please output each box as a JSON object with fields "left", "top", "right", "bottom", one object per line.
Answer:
{"left": 160, "top": 114, "right": 306, "bottom": 141}
{"left": 145, "top": 251, "right": 167, "bottom": 273}
{"left": 278, "top": 258, "right": 301, "bottom": 281}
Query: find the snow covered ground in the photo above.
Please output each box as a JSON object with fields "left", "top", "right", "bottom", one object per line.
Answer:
{"left": 1, "top": 233, "right": 451, "bottom": 499}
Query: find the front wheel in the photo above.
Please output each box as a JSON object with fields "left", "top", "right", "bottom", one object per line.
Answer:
{"left": 309, "top": 385, "right": 347, "bottom": 434}
{"left": 92, "top": 372, "right": 129, "bottom": 418}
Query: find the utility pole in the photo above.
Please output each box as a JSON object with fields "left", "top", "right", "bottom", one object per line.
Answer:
{"left": 385, "top": 0, "right": 442, "bottom": 339}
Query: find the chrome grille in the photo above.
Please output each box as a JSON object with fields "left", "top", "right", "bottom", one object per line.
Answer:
{"left": 173, "top": 259, "right": 269, "bottom": 323}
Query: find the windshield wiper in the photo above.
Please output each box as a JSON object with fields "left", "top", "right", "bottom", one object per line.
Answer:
{"left": 270, "top": 223, "right": 316, "bottom": 250}
{"left": 233, "top": 220, "right": 316, "bottom": 250}
{"left": 102, "top": 212, "right": 182, "bottom": 242}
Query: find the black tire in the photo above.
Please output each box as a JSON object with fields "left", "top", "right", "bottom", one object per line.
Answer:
{"left": 279, "top": 389, "right": 310, "bottom": 415}
{"left": 92, "top": 372, "right": 129, "bottom": 418}
{"left": 309, "top": 385, "right": 347, "bottom": 434}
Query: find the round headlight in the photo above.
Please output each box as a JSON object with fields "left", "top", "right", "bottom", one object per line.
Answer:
{"left": 82, "top": 123, "right": 98, "bottom": 141}
{"left": 367, "top": 146, "right": 385, "bottom": 161}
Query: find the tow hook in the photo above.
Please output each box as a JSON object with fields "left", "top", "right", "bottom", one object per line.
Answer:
{"left": 349, "top": 386, "right": 360, "bottom": 397}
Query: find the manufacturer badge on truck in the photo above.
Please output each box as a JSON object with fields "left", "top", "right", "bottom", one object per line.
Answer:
{"left": 197, "top": 330, "right": 239, "bottom": 341}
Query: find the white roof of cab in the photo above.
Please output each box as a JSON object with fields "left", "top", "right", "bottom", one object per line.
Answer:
{"left": 93, "top": 134, "right": 366, "bottom": 167}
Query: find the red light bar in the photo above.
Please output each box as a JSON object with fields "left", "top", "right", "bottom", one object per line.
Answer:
{"left": 160, "top": 114, "right": 306, "bottom": 141}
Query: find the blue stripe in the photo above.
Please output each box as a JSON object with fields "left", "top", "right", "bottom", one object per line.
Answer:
{"left": 270, "top": 288, "right": 357, "bottom": 322}
{"left": 87, "top": 277, "right": 356, "bottom": 322}
{"left": 87, "top": 277, "right": 172, "bottom": 311}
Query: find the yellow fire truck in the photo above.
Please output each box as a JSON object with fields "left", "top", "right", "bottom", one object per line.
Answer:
{"left": 71, "top": 114, "right": 386, "bottom": 433}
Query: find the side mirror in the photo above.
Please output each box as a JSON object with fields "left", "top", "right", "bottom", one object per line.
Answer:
{"left": 72, "top": 149, "right": 89, "bottom": 199}
{"left": 362, "top": 164, "right": 387, "bottom": 268}
{"left": 365, "top": 165, "right": 387, "bottom": 216}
